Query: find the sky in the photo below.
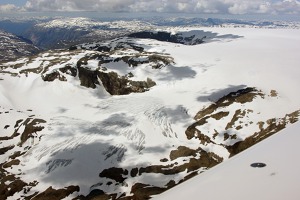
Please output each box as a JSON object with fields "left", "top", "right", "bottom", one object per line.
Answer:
{"left": 0, "top": 0, "right": 300, "bottom": 16}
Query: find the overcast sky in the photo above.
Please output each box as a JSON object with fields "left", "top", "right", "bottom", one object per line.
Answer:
{"left": 0, "top": 0, "right": 300, "bottom": 15}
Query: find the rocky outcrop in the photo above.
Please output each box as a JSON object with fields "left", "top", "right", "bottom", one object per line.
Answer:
{"left": 194, "top": 87, "right": 263, "bottom": 120}
{"left": 0, "top": 113, "right": 47, "bottom": 200}
{"left": 77, "top": 67, "right": 156, "bottom": 95}
{"left": 227, "top": 110, "right": 300, "bottom": 157}
{"left": 99, "top": 167, "right": 129, "bottom": 183}
{"left": 188, "top": 87, "right": 300, "bottom": 157}
{"left": 99, "top": 72, "right": 156, "bottom": 95}
{"left": 129, "top": 183, "right": 168, "bottom": 200}
{"left": 92, "top": 146, "right": 222, "bottom": 199}
{"left": 0, "top": 117, "right": 46, "bottom": 147}
{"left": 31, "top": 186, "right": 80, "bottom": 200}
{"left": 59, "top": 64, "right": 77, "bottom": 77}
{"left": 42, "top": 71, "right": 67, "bottom": 82}
{"left": 77, "top": 66, "right": 100, "bottom": 89}
{"left": 18, "top": 118, "right": 46, "bottom": 147}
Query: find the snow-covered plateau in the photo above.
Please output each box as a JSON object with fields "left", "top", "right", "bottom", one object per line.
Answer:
{"left": 0, "top": 27, "right": 300, "bottom": 199}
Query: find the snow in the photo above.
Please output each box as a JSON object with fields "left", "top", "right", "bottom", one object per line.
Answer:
{"left": 1, "top": 26, "right": 300, "bottom": 198}
{"left": 36, "top": 17, "right": 154, "bottom": 33}
{"left": 153, "top": 121, "right": 300, "bottom": 200}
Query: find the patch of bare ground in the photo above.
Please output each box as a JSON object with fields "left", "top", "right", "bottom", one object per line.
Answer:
{"left": 129, "top": 183, "right": 168, "bottom": 200}
{"left": 0, "top": 145, "right": 14, "bottom": 155}
{"left": 195, "top": 87, "right": 263, "bottom": 120}
{"left": 31, "top": 186, "right": 80, "bottom": 200}
{"left": 42, "top": 70, "right": 67, "bottom": 82}
{"left": 18, "top": 118, "right": 46, "bottom": 147}
{"left": 0, "top": 117, "right": 48, "bottom": 199}
{"left": 2, "top": 159, "right": 20, "bottom": 168}
{"left": 0, "top": 177, "right": 27, "bottom": 199}
{"left": 210, "top": 111, "right": 230, "bottom": 120}
{"left": 225, "top": 109, "right": 247, "bottom": 130}
{"left": 1, "top": 161, "right": 78, "bottom": 200}
{"left": 0, "top": 163, "right": 30, "bottom": 200}
{"left": 190, "top": 88, "right": 300, "bottom": 157}
{"left": 270, "top": 89, "right": 278, "bottom": 97}
{"left": 188, "top": 88, "right": 264, "bottom": 143}
{"left": 227, "top": 109, "right": 300, "bottom": 157}
{"left": 75, "top": 189, "right": 117, "bottom": 200}
{"left": 185, "top": 118, "right": 215, "bottom": 145}
{"left": 91, "top": 146, "right": 222, "bottom": 199}
{"left": 9, "top": 151, "right": 26, "bottom": 159}
{"left": 59, "top": 64, "right": 78, "bottom": 77}
{"left": 169, "top": 146, "right": 198, "bottom": 161}
{"left": 0, "top": 118, "right": 46, "bottom": 146}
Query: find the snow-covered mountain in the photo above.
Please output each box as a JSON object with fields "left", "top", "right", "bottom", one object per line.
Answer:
{"left": 0, "top": 26, "right": 300, "bottom": 199}
{"left": 148, "top": 17, "right": 300, "bottom": 29}
{"left": 0, "top": 30, "right": 39, "bottom": 62}
{"left": 23, "top": 18, "right": 154, "bottom": 49}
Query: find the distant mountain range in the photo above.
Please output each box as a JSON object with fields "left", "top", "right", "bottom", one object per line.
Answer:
{"left": 0, "top": 16, "right": 299, "bottom": 52}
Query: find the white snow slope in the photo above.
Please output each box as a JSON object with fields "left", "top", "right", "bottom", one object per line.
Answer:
{"left": 1, "top": 27, "right": 300, "bottom": 199}
{"left": 154, "top": 121, "right": 300, "bottom": 200}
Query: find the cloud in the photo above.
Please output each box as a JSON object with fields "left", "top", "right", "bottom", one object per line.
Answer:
{"left": 227, "top": 1, "right": 273, "bottom": 14}
{"left": 0, "top": 4, "right": 19, "bottom": 12}
{"left": 273, "top": 0, "right": 300, "bottom": 14}
{"left": 24, "top": 0, "right": 136, "bottom": 12}
{"left": 2, "top": 0, "right": 300, "bottom": 15}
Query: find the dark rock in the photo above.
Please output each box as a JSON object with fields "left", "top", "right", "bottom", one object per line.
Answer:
{"left": 98, "top": 71, "right": 130, "bottom": 94}
{"left": 0, "top": 145, "right": 14, "bottom": 155}
{"left": 42, "top": 71, "right": 67, "bottom": 82}
{"left": 98, "top": 71, "right": 156, "bottom": 95}
{"left": 99, "top": 167, "right": 128, "bottom": 183}
{"left": 0, "top": 179, "right": 27, "bottom": 199}
{"left": 77, "top": 57, "right": 89, "bottom": 67}
{"left": 3, "top": 159, "right": 20, "bottom": 168}
{"left": 78, "top": 66, "right": 100, "bottom": 89}
{"left": 18, "top": 118, "right": 46, "bottom": 147}
{"left": 9, "top": 151, "right": 25, "bottom": 160}
{"left": 59, "top": 65, "right": 77, "bottom": 77}
{"left": 130, "top": 168, "right": 139, "bottom": 177}
{"left": 169, "top": 146, "right": 197, "bottom": 161}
